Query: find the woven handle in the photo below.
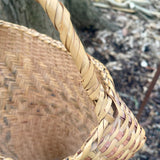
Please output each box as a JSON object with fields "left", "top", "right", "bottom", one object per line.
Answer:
{"left": 36, "top": 0, "right": 101, "bottom": 101}
{"left": 35, "top": 0, "right": 146, "bottom": 160}
{"left": 36, "top": 0, "right": 115, "bottom": 123}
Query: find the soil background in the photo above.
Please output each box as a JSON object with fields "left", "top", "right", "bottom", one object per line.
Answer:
{"left": 81, "top": 1, "right": 160, "bottom": 159}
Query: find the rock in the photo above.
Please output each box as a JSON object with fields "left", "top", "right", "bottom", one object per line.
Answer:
{"left": 141, "top": 60, "right": 148, "bottom": 68}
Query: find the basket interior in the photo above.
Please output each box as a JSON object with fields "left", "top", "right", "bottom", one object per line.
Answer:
{"left": 0, "top": 22, "right": 97, "bottom": 160}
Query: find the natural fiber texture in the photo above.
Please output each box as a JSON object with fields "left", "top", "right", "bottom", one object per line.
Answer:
{"left": 0, "top": 20, "right": 97, "bottom": 160}
{"left": 0, "top": 0, "right": 146, "bottom": 159}
{"left": 36, "top": 0, "right": 146, "bottom": 159}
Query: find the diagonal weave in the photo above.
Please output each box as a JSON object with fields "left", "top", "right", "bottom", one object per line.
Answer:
{"left": 0, "top": 20, "right": 98, "bottom": 160}
{"left": 0, "top": 0, "right": 146, "bottom": 160}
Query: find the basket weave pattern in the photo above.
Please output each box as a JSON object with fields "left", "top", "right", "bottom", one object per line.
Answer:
{"left": 0, "top": 21, "right": 97, "bottom": 160}
{"left": 0, "top": 0, "right": 146, "bottom": 159}
{"left": 36, "top": 0, "right": 146, "bottom": 159}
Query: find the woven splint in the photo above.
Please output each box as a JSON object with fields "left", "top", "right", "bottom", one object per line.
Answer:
{"left": 0, "top": 0, "right": 146, "bottom": 160}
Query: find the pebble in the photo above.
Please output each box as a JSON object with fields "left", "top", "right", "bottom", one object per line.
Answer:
{"left": 86, "top": 47, "right": 94, "bottom": 55}
{"left": 141, "top": 60, "right": 148, "bottom": 68}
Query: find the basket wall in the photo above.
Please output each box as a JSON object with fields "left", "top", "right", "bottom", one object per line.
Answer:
{"left": 0, "top": 21, "right": 97, "bottom": 160}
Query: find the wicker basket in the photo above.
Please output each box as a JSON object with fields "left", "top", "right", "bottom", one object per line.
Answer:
{"left": 0, "top": 0, "right": 146, "bottom": 160}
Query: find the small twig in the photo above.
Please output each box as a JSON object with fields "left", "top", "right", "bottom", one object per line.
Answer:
{"left": 133, "top": 4, "right": 160, "bottom": 17}
{"left": 93, "top": 2, "right": 135, "bottom": 13}
{"left": 127, "top": 0, "right": 151, "bottom": 6}
{"left": 112, "top": 6, "right": 135, "bottom": 13}
{"left": 137, "top": 64, "right": 160, "bottom": 120}
{"left": 93, "top": 0, "right": 160, "bottom": 18}
{"left": 93, "top": 2, "right": 110, "bottom": 9}
{"left": 140, "top": 117, "right": 152, "bottom": 127}
{"left": 119, "top": 92, "right": 139, "bottom": 109}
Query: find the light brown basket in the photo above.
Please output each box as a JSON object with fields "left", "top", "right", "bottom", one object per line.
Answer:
{"left": 0, "top": 0, "right": 146, "bottom": 160}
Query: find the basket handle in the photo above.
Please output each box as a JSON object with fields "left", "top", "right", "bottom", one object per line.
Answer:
{"left": 36, "top": 0, "right": 101, "bottom": 101}
{"left": 35, "top": 0, "right": 115, "bottom": 123}
{"left": 35, "top": 1, "right": 146, "bottom": 160}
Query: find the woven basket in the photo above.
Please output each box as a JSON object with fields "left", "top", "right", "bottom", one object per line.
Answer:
{"left": 0, "top": 0, "right": 146, "bottom": 160}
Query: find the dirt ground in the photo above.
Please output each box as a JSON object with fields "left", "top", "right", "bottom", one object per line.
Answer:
{"left": 80, "top": 1, "right": 160, "bottom": 159}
